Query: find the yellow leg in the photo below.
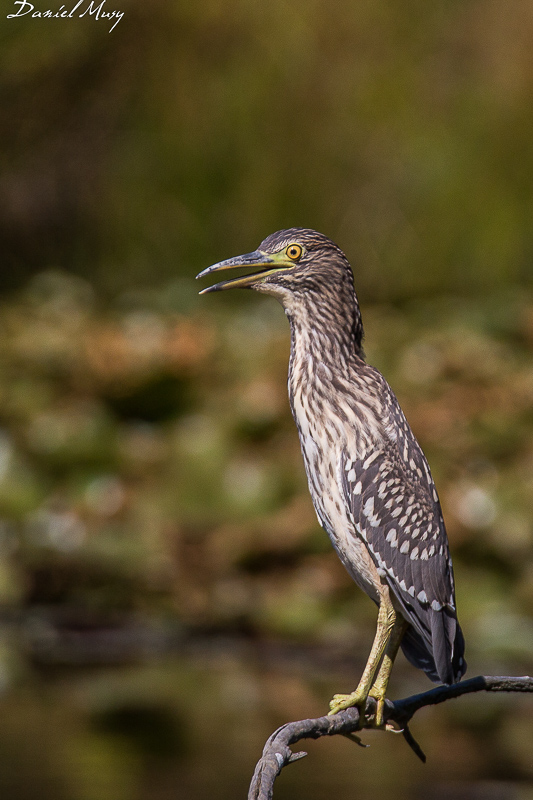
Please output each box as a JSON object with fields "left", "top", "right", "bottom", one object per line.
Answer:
{"left": 328, "top": 588, "right": 397, "bottom": 719}
{"left": 368, "top": 617, "right": 407, "bottom": 727}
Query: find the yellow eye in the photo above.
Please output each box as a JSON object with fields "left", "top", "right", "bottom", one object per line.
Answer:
{"left": 286, "top": 244, "right": 302, "bottom": 261}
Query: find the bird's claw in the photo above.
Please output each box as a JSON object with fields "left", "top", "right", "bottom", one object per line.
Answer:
{"left": 385, "top": 722, "right": 404, "bottom": 733}
{"left": 328, "top": 691, "right": 366, "bottom": 717}
{"left": 329, "top": 690, "right": 396, "bottom": 731}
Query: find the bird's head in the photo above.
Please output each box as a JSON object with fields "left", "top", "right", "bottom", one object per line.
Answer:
{"left": 197, "top": 228, "right": 364, "bottom": 353}
{"left": 196, "top": 228, "right": 355, "bottom": 305}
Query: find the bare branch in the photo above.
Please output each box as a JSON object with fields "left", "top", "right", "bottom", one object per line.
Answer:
{"left": 248, "top": 675, "right": 533, "bottom": 800}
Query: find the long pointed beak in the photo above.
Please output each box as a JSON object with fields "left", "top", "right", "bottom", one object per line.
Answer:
{"left": 196, "top": 250, "right": 290, "bottom": 294}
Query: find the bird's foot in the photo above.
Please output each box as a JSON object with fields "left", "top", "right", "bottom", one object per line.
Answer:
{"left": 328, "top": 689, "right": 367, "bottom": 719}
{"left": 367, "top": 688, "right": 386, "bottom": 728}
{"left": 328, "top": 688, "right": 398, "bottom": 731}
{"left": 366, "top": 689, "right": 404, "bottom": 732}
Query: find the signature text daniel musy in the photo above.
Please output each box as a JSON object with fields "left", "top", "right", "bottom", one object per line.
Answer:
{"left": 7, "top": 0, "right": 124, "bottom": 32}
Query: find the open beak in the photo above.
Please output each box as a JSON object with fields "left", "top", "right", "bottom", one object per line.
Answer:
{"left": 196, "top": 250, "right": 292, "bottom": 294}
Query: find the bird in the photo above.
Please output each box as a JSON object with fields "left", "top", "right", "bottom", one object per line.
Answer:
{"left": 197, "top": 228, "right": 466, "bottom": 726}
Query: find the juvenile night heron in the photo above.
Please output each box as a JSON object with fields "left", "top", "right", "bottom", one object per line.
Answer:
{"left": 197, "top": 228, "right": 466, "bottom": 725}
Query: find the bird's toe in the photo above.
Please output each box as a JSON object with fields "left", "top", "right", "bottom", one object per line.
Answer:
{"left": 328, "top": 690, "right": 367, "bottom": 717}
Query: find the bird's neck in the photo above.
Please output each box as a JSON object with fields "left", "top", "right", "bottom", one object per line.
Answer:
{"left": 285, "top": 289, "right": 364, "bottom": 425}
{"left": 286, "top": 288, "right": 364, "bottom": 375}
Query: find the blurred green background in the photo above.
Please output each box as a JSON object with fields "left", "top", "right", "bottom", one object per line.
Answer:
{"left": 1, "top": 1, "right": 533, "bottom": 798}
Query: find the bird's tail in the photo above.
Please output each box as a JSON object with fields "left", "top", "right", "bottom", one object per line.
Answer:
{"left": 400, "top": 615, "right": 466, "bottom": 685}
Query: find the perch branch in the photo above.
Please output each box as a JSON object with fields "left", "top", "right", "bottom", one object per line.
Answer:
{"left": 248, "top": 675, "right": 533, "bottom": 800}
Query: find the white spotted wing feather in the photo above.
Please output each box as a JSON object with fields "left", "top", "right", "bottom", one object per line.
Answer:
{"left": 340, "top": 393, "right": 466, "bottom": 684}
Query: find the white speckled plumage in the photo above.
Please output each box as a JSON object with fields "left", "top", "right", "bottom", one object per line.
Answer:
{"left": 200, "top": 228, "right": 466, "bottom": 687}
{"left": 258, "top": 229, "right": 465, "bottom": 685}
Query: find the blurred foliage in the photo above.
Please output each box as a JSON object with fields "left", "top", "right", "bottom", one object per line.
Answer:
{"left": 0, "top": 271, "right": 531, "bottom": 671}
{"left": 1, "top": 0, "right": 533, "bottom": 797}
{"left": 1, "top": 0, "right": 533, "bottom": 297}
